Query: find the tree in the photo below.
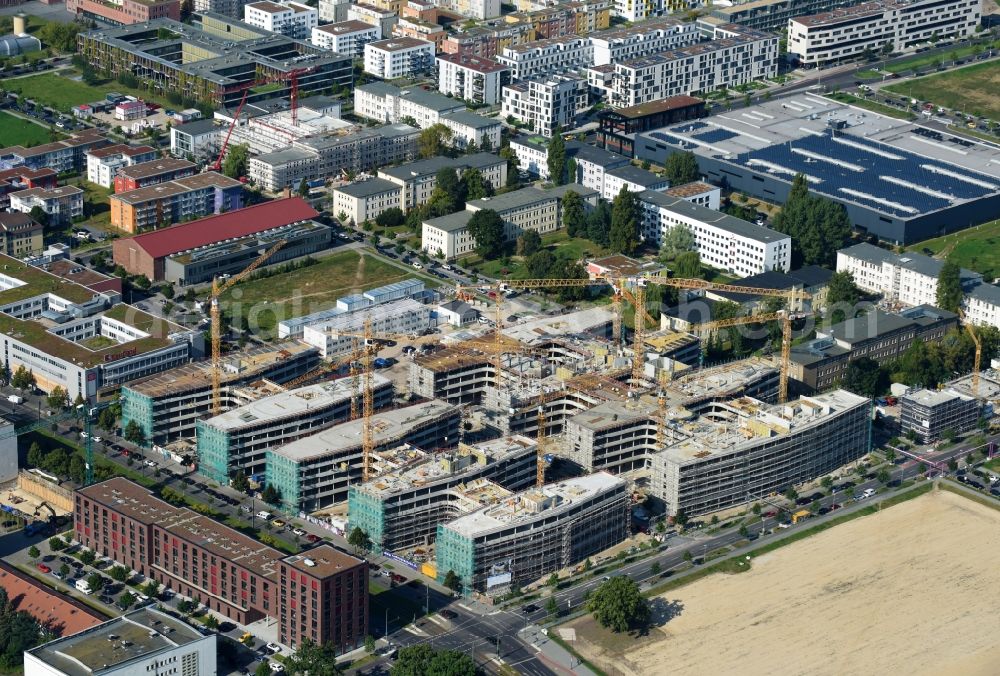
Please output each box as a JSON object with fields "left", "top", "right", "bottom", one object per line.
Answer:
{"left": 546, "top": 596, "right": 560, "bottom": 618}
{"left": 561, "top": 189, "right": 586, "bottom": 237}
{"left": 418, "top": 124, "right": 453, "bottom": 158}
{"left": 784, "top": 487, "right": 798, "bottom": 502}
{"left": 124, "top": 420, "right": 146, "bottom": 447}
{"left": 826, "top": 270, "right": 861, "bottom": 323}
{"left": 298, "top": 178, "right": 309, "bottom": 196}
{"left": 86, "top": 572, "right": 105, "bottom": 592}
{"left": 48, "top": 536, "right": 66, "bottom": 552}
{"left": 347, "top": 526, "right": 371, "bottom": 554}
{"left": 771, "top": 174, "right": 850, "bottom": 267}
{"left": 443, "top": 569, "right": 462, "bottom": 593}
{"left": 426, "top": 168, "right": 465, "bottom": 217}
{"left": 885, "top": 448, "right": 896, "bottom": 464}
{"left": 376, "top": 207, "right": 405, "bottom": 228}
{"left": 391, "top": 645, "right": 475, "bottom": 676}
{"left": 364, "top": 634, "right": 376, "bottom": 653}
{"left": 27, "top": 546, "right": 39, "bottom": 561}
{"left": 674, "top": 251, "right": 702, "bottom": 280}
{"left": 27, "top": 442, "right": 44, "bottom": 469}
{"left": 59, "top": 563, "right": 70, "bottom": 578}
{"left": 651, "top": 561, "right": 662, "bottom": 575}
{"left": 109, "top": 565, "right": 130, "bottom": 583}
{"left": 876, "top": 468, "right": 892, "bottom": 485}
{"left": 663, "top": 151, "right": 700, "bottom": 185}
{"left": 821, "top": 476, "right": 834, "bottom": 492}
{"left": 462, "top": 167, "right": 493, "bottom": 200}
{"left": 255, "top": 662, "right": 272, "bottom": 676}
{"left": 221, "top": 143, "right": 249, "bottom": 179}
{"left": 143, "top": 580, "right": 160, "bottom": 598}
{"left": 516, "top": 230, "right": 542, "bottom": 256}
{"left": 547, "top": 127, "right": 566, "bottom": 185}
{"left": 841, "top": 357, "right": 882, "bottom": 397}
{"left": 47, "top": 386, "right": 68, "bottom": 411}
{"left": 466, "top": 209, "right": 505, "bottom": 260}
{"left": 118, "top": 590, "right": 135, "bottom": 611}
{"left": 610, "top": 186, "right": 640, "bottom": 255}
{"left": 659, "top": 223, "right": 695, "bottom": 261}
{"left": 261, "top": 484, "right": 281, "bottom": 506}
{"left": 936, "top": 259, "right": 963, "bottom": 313}
{"left": 79, "top": 550, "right": 96, "bottom": 566}
{"left": 547, "top": 573, "right": 559, "bottom": 587}
{"left": 11, "top": 365, "right": 35, "bottom": 391}
{"left": 28, "top": 206, "right": 49, "bottom": 230}
{"left": 587, "top": 577, "right": 649, "bottom": 633}
{"left": 683, "top": 550, "right": 693, "bottom": 563}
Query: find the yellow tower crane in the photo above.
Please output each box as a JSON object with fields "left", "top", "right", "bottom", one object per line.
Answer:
{"left": 536, "top": 406, "right": 546, "bottom": 487}
{"left": 210, "top": 240, "right": 287, "bottom": 416}
{"left": 958, "top": 311, "right": 982, "bottom": 398}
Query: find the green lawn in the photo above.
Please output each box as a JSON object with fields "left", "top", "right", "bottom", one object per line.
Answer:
{"left": 465, "top": 230, "right": 609, "bottom": 279}
{"left": 219, "top": 250, "right": 441, "bottom": 334}
{"left": 884, "top": 60, "right": 1000, "bottom": 120}
{"left": 4, "top": 69, "right": 173, "bottom": 113}
{"left": 0, "top": 110, "right": 58, "bottom": 147}
{"left": 827, "top": 92, "right": 916, "bottom": 120}
{"left": 64, "top": 177, "right": 113, "bottom": 231}
{"left": 905, "top": 217, "right": 1000, "bottom": 278}
{"left": 884, "top": 42, "right": 998, "bottom": 74}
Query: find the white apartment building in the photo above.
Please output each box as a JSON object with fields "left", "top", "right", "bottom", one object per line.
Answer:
{"left": 312, "top": 20, "right": 380, "bottom": 57}
{"left": 640, "top": 190, "right": 791, "bottom": 275}
{"left": 509, "top": 136, "right": 628, "bottom": 182}
{"left": 440, "top": 110, "right": 502, "bottom": 151}
{"left": 437, "top": 0, "right": 500, "bottom": 20}
{"left": 498, "top": 36, "right": 593, "bottom": 81}
{"left": 319, "top": 0, "right": 350, "bottom": 22}
{"left": 9, "top": 186, "right": 84, "bottom": 227}
{"left": 85, "top": 145, "right": 157, "bottom": 188}
{"left": 788, "top": 0, "right": 980, "bottom": 66}
{"left": 437, "top": 53, "right": 511, "bottom": 105}
{"left": 348, "top": 3, "right": 398, "bottom": 37}
{"left": 601, "top": 165, "right": 669, "bottom": 202}
{"left": 664, "top": 181, "right": 721, "bottom": 209}
{"left": 836, "top": 242, "right": 982, "bottom": 308}
{"left": 243, "top": 0, "right": 317, "bottom": 39}
{"left": 377, "top": 153, "right": 508, "bottom": 210}
{"left": 964, "top": 284, "right": 1000, "bottom": 329}
{"left": 591, "top": 17, "right": 699, "bottom": 66}
{"left": 501, "top": 74, "right": 588, "bottom": 138}
{"left": 612, "top": 0, "right": 665, "bottom": 22}
{"left": 364, "top": 37, "right": 436, "bottom": 79}
{"left": 609, "top": 25, "right": 778, "bottom": 108}
{"left": 332, "top": 177, "right": 401, "bottom": 225}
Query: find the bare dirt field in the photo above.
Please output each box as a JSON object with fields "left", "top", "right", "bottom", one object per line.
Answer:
{"left": 567, "top": 489, "right": 1000, "bottom": 676}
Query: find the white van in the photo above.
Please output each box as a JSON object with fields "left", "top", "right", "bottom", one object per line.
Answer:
{"left": 861, "top": 488, "right": 876, "bottom": 499}
{"left": 256, "top": 511, "right": 273, "bottom": 521}
{"left": 7, "top": 395, "right": 23, "bottom": 404}
{"left": 75, "top": 579, "right": 93, "bottom": 594}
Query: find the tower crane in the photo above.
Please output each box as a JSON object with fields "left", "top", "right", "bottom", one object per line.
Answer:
{"left": 958, "top": 310, "right": 982, "bottom": 398}
{"left": 210, "top": 240, "right": 287, "bottom": 416}
{"left": 536, "top": 407, "right": 547, "bottom": 487}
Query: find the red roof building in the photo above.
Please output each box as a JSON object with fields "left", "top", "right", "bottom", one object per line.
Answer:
{"left": 112, "top": 197, "right": 319, "bottom": 281}
{"left": 0, "top": 562, "right": 106, "bottom": 637}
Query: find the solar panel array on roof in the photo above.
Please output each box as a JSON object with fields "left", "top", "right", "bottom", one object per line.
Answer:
{"left": 692, "top": 128, "right": 739, "bottom": 143}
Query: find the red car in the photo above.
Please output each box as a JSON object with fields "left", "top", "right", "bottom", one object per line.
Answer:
{"left": 36, "top": 563, "right": 51, "bottom": 574}
{"left": 306, "top": 534, "right": 319, "bottom": 543}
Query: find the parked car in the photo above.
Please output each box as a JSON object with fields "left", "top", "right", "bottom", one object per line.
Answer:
{"left": 37, "top": 563, "right": 51, "bottom": 574}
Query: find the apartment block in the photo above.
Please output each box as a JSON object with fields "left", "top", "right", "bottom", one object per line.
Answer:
{"left": 436, "top": 473, "right": 628, "bottom": 593}
{"left": 85, "top": 144, "right": 158, "bottom": 189}
{"left": 441, "top": 24, "right": 534, "bottom": 60}
{"left": 266, "top": 400, "right": 462, "bottom": 511}
{"left": 376, "top": 152, "right": 507, "bottom": 211}
{"left": 501, "top": 74, "right": 588, "bottom": 138}
{"left": 110, "top": 172, "right": 244, "bottom": 233}
{"left": 0, "top": 129, "right": 108, "bottom": 174}
{"left": 510, "top": 137, "right": 628, "bottom": 182}
{"left": 66, "top": 0, "right": 178, "bottom": 24}
{"left": 600, "top": 165, "right": 668, "bottom": 201}
{"left": 788, "top": 0, "right": 980, "bottom": 66}
{"left": 498, "top": 36, "right": 593, "bottom": 80}
{"left": 709, "top": 0, "right": 859, "bottom": 32}
{"left": 194, "top": 0, "right": 250, "bottom": 17}
{"left": 836, "top": 243, "right": 982, "bottom": 309}
{"left": 113, "top": 158, "right": 197, "bottom": 193}
{"left": 437, "top": 0, "right": 500, "bottom": 20}
{"left": 900, "top": 388, "right": 980, "bottom": 443}
{"left": 170, "top": 119, "right": 222, "bottom": 162}
{"left": 9, "top": 186, "right": 83, "bottom": 227}
{"left": 348, "top": 3, "right": 398, "bottom": 38}
{"left": 319, "top": 0, "right": 350, "bottom": 21}
{"left": 640, "top": 190, "right": 791, "bottom": 276}
{"left": 0, "top": 167, "right": 57, "bottom": 209}
{"left": 311, "top": 20, "right": 381, "bottom": 57}
{"left": 437, "top": 53, "right": 511, "bottom": 105}
{"left": 347, "top": 436, "right": 537, "bottom": 552}
{"left": 393, "top": 15, "right": 446, "bottom": 50}
{"left": 591, "top": 17, "right": 698, "bottom": 65}
{"left": 964, "top": 283, "right": 1000, "bottom": 329}
{"left": 364, "top": 37, "right": 436, "bottom": 79}
{"left": 244, "top": 1, "right": 318, "bottom": 39}
{"left": 332, "top": 178, "right": 402, "bottom": 225}
{"left": 0, "top": 213, "right": 43, "bottom": 258}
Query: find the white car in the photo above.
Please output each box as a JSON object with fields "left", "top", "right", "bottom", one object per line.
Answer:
{"left": 412, "top": 262, "right": 423, "bottom": 269}
{"left": 269, "top": 662, "right": 284, "bottom": 673}
{"left": 292, "top": 528, "right": 305, "bottom": 537}
{"left": 92, "top": 436, "right": 102, "bottom": 443}
{"left": 80, "top": 432, "right": 89, "bottom": 439}
{"left": 265, "top": 643, "right": 281, "bottom": 654}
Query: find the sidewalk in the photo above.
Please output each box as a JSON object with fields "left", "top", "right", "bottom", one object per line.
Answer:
{"left": 519, "top": 624, "right": 597, "bottom": 676}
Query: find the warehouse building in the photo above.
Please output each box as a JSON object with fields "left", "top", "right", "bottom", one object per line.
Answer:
{"left": 77, "top": 17, "right": 352, "bottom": 109}
{"left": 650, "top": 389, "right": 871, "bottom": 517}
{"left": 197, "top": 376, "right": 393, "bottom": 483}
{"left": 121, "top": 342, "right": 320, "bottom": 444}
{"left": 900, "top": 388, "right": 980, "bottom": 443}
{"left": 435, "top": 472, "right": 629, "bottom": 593}
{"left": 636, "top": 97, "right": 1000, "bottom": 244}
{"left": 113, "top": 198, "right": 319, "bottom": 281}
{"left": 266, "top": 400, "right": 462, "bottom": 511}
{"left": 347, "top": 435, "right": 537, "bottom": 553}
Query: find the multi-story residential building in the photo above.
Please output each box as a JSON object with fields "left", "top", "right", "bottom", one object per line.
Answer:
{"left": 0, "top": 129, "right": 108, "bottom": 174}
{"left": 501, "top": 74, "right": 588, "bottom": 138}
{"left": 109, "top": 172, "right": 244, "bottom": 233}
{"left": 788, "top": 0, "right": 979, "bottom": 66}
{"left": 85, "top": 144, "right": 158, "bottom": 189}
{"left": 596, "top": 95, "right": 706, "bottom": 157}
{"left": 607, "top": 25, "right": 778, "bottom": 108}
{"left": 197, "top": 377, "right": 393, "bottom": 483}
{"left": 244, "top": 1, "right": 317, "bottom": 39}
{"left": 74, "top": 478, "right": 367, "bottom": 653}
{"left": 498, "top": 36, "right": 593, "bottom": 81}
{"left": 836, "top": 243, "right": 982, "bottom": 309}
{"left": 301, "top": 299, "right": 434, "bottom": 358}
{"left": 422, "top": 184, "right": 599, "bottom": 259}
{"left": 347, "top": 436, "right": 537, "bottom": 552}
{"left": 709, "top": 0, "right": 858, "bottom": 33}
{"left": 319, "top": 0, "right": 351, "bottom": 22}
{"left": 77, "top": 18, "right": 352, "bottom": 109}
{"left": 311, "top": 20, "right": 381, "bottom": 57}
{"left": 364, "top": 37, "right": 436, "bottom": 79}
{"left": 66, "top": 0, "right": 178, "bottom": 24}
{"left": 510, "top": 137, "right": 629, "bottom": 181}
{"left": 8, "top": 186, "right": 83, "bottom": 227}
{"left": 248, "top": 124, "right": 419, "bottom": 192}
{"left": 438, "top": 0, "right": 500, "bottom": 19}
{"left": 640, "top": 190, "right": 792, "bottom": 275}
{"left": 435, "top": 472, "right": 628, "bottom": 593}
{"left": 441, "top": 24, "right": 534, "bottom": 60}
{"left": 649, "top": 389, "right": 871, "bottom": 517}
{"left": 964, "top": 284, "right": 1000, "bottom": 329}
{"left": 0, "top": 167, "right": 57, "bottom": 209}
{"left": 333, "top": 178, "right": 403, "bottom": 225}
{"left": 377, "top": 153, "right": 508, "bottom": 210}
{"left": 789, "top": 305, "right": 958, "bottom": 392}
{"left": 0, "top": 213, "right": 43, "bottom": 258}
{"left": 600, "top": 165, "right": 668, "bottom": 201}
{"left": 591, "top": 17, "right": 698, "bottom": 65}
{"left": 267, "top": 400, "right": 462, "bottom": 511}
{"left": 170, "top": 119, "right": 222, "bottom": 161}
{"left": 113, "top": 158, "right": 197, "bottom": 193}
{"left": 194, "top": 0, "right": 251, "bottom": 17}
{"left": 437, "top": 54, "right": 511, "bottom": 105}
{"left": 393, "top": 15, "right": 446, "bottom": 50}
{"left": 441, "top": 110, "right": 502, "bottom": 151}
{"left": 348, "top": 3, "right": 398, "bottom": 38}
{"left": 663, "top": 181, "right": 721, "bottom": 209}
{"left": 900, "top": 388, "right": 980, "bottom": 443}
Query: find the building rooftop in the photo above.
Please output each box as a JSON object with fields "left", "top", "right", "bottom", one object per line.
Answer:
{"left": 77, "top": 477, "right": 181, "bottom": 525}
{"left": 271, "top": 399, "right": 458, "bottom": 462}
{"left": 442, "top": 472, "right": 624, "bottom": 537}
{"left": 115, "top": 157, "right": 196, "bottom": 181}
{"left": 443, "top": 109, "right": 500, "bottom": 130}
{"left": 27, "top": 607, "right": 206, "bottom": 676}
{"left": 378, "top": 152, "right": 503, "bottom": 181}
{"left": 282, "top": 545, "right": 364, "bottom": 579}
{"left": 588, "top": 254, "right": 666, "bottom": 278}
{"left": 640, "top": 190, "right": 789, "bottom": 243}
{"left": 840, "top": 243, "right": 981, "bottom": 285}
{"left": 605, "top": 95, "right": 705, "bottom": 119}
{"left": 606, "top": 164, "right": 666, "bottom": 187}
{"left": 437, "top": 52, "right": 509, "bottom": 73}
{"left": 501, "top": 307, "right": 612, "bottom": 344}
{"left": 792, "top": 0, "right": 889, "bottom": 28}
{"left": 467, "top": 183, "right": 597, "bottom": 214}
{"left": 172, "top": 118, "right": 221, "bottom": 136}
{"left": 367, "top": 36, "right": 433, "bottom": 52}
{"left": 111, "top": 171, "right": 241, "bottom": 205}
{"left": 423, "top": 210, "right": 472, "bottom": 233}
{"left": 335, "top": 177, "right": 400, "bottom": 199}
{"left": 315, "top": 19, "right": 378, "bottom": 34}
{"left": 0, "top": 561, "right": 104, "bottom": 637}
{"left": 903, "top": 387, "right": 974, "bottom": 407}
{"left": 86, "top": 143, "right": 156, "bottom": 160}
{"left": 665, "top": 181, "right": 716, "bottom": 198}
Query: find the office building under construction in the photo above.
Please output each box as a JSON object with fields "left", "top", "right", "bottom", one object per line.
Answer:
{"left": 347, "top": 435, "right": 537, "bottom": 554}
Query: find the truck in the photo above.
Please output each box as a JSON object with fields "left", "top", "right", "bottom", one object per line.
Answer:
{"left": 791, "top": 510, "right": 811, "bottom": 524}
{"left": 7, "top": 395, "right": 23, "bottom": 404}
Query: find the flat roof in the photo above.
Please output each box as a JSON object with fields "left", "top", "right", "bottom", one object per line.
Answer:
{"left": 335, "top": 177, "right": 400, "bottom": 199}
{"left": 467, "top": 183, "right": 597, "bottom": 213}
{"left": 640, "top": 190, "right": 788, "bottom": 243}
{"left": 282, "top": 544, "right": 364, "bottom": 578}
{"left": 501, "top": 307, "right": 612, "bottom": 344}
{"left": 665, "top": 181, "right": 716, "bottom": 198}
{"left": 367, "top": 36, "right": 433, "bottom": 51}
{"left": 444, "top": 110, "right": 500, "bottom": 130}
{"left": 606, "top": 95, "right": 704, "bottom": 119}
{"left": 173, "top": 118, "right": 220, "bottom": 136}
{"left": 27, "top": 607, "right": 205, "bottom": 676}
{"left": 117, "top": 157, "right": 195, "bottom": 180}
{"left": 840, "top": 243, "right": 981, "bottom": 284}
{"left": 606, "top": 164, "right": 666, "bottom": 186}
{"left": 378, "top": 152, "right": 503, "bottom": 181}
{"left": 437, "top": 52, "right": 509, "bottom": 73}
{"left": 903, "top": 387, "right": 974, "bottom": 407}
{"left": 315, "top": 19, "right": 377, "bottom": 34}
{"left": 77, "top": 477, "right": 181, "bottom": 525}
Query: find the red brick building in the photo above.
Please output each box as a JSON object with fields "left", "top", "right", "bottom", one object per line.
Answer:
{"left": 114, "top": 158, "right": 197, "bottom": 193}
{"left": 66, "top": 0, "right": 179, "bottom": 25}
{"left": 75, "top": 478, "right": 367, "bottom": 650}
{"left": 0, "top": 561, "right": 105, "bottom": 636}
